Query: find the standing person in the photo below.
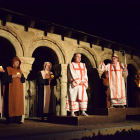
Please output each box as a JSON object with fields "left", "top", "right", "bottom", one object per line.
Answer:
{"left": 101, "top": 71, "right": 110, "bottom": 108}
{"left": 66, "top": 53, "right": 88, "bottom": 116}
{"left": 99, "top": 54, "right": 128, "bottom": 108}
{"left": 3, "top": 57, "right": 25, "bottom": 124}
{"left": 37, "top": 62, "right": 55, "bottom": 120}
{"left": 0, "top": 66, "right": 5, "bottom": 115}
{"left": 134, "top": 70, "right": 140, "bottom": 107}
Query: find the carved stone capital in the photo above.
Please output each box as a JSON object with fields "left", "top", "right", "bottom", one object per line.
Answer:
{"left": 19, "top": 57, "right": 35, "bottom": 79}
{"left": 97, "top": 68, "right": 103, "bottom": 78}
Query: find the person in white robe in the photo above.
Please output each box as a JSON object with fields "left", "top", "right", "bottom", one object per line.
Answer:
{"left": 66, "top": 53, "right": 88, "bottom": 116}
{"left": 99, "top": 54, "right": 128, "bottom": 108}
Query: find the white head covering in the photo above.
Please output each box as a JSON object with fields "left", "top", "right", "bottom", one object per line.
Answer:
{"left": 112, "top": 53, "right": 118, "bottom": 58}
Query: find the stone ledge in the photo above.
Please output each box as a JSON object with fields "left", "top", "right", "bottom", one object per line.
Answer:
{"left": 87, "top": 108, "right": 140, "bottom": 116}
{"left": 49, "top": 115, "right": 126, "bottom": 126}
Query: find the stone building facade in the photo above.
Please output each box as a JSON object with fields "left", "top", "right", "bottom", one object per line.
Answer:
{"left": 0, "top": 9, "right": 140, "bottom": 119}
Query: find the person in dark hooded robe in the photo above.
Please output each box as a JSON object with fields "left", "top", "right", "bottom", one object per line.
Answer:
{"left": 37, "top": 62, "right": 56, "bottom": 121}
{"left": 101, "top": 71, "right": 111, "bottom": 108}
{"left": 2, "top": 57, "right": 25, "bottom": 124}
{"left": 134, "top": 70, "right": 140, "bottom": 107}
{"left": 0, "top": 66, "right": 5, "bottom": 116}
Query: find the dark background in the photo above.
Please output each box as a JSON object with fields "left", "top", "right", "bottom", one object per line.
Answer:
{"left": 0, "top": 0, "right": 140, "bottom": 49}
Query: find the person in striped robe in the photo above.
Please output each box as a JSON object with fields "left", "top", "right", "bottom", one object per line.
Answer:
{"left": 66, "top": 53, "right": 88, "bottom": 116}
{"left": 99, "top": 54, "right": 128, "bottom": 108}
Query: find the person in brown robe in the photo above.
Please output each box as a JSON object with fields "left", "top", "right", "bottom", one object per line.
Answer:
{"left": 0, "top": 66, "right": 5, "bottom": 116}
{"left": 101, "top": 71, "right": 111, "bottom": 108}
{"left": 2, "top": 57, "right": 25, "bottom": 124}
{"left": 134, "top": 70, "right": 140, "bottom": 107}
{"left": 37, "top": 62, "right": 56, "bottom": 121}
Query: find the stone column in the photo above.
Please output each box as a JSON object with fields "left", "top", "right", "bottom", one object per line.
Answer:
{"left": 19, "top": 57, "right": 35, "bottom": 122}
{"left": 60, "top": 64, "right": 67, "bottom": 116}
{"left": 53, "top": 64, "right": 67, "bottom": 116}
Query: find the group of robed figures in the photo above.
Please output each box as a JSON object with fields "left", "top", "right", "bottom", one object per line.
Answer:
{"left": 66, "top": 53, "right": 128, "bottom": 116}
{"left": 1, "top": 53, "right": 140, "bottom": 123}
{"left": 0, "top": 57, "right": 56, "bottom": 124}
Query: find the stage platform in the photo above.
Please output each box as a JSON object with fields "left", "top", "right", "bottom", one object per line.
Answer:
{"left": 49, "top": 115, "right": 126, "bottom": 126}
{"left": 49, "top": 108, "right": 140, "bottom": 126}
{"left": 0, "top": 118, "right": 140, "bottom": 140}
{"left": 87, "top": 108, "right": 140, "bottom": 116}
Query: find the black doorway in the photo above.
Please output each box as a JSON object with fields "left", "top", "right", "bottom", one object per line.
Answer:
{"left": 127, "top": 64, "right": 137, "bottom": 107}
{"left": 0, "top": 37, "right": 16, "bottom": 68}
{"left": 28, "top": 46, "right": 58, "bottom": 81}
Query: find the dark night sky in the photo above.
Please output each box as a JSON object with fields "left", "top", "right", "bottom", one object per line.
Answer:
{"left": 1, "top": 0, "right": 140, "bottom": 49}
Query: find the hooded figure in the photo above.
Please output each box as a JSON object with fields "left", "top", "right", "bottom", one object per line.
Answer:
{"left": 101, "top": 71, "right": 110, "bottom": 108}
{"left": 134, "top": 70, "right": 140, "bottom": 107}
{"left": 36, "top": 62, "right": 56, "bottom": 120}
{"left": 2, "top": 57, "right": 25, "bottom": 124}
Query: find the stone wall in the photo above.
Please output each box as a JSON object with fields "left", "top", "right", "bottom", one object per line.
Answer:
{"left": 0, "top": 21, "right": 140, "bottom": 118}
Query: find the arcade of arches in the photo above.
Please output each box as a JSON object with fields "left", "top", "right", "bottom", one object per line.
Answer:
{"left": 0, "top": 22, "right": 140, "bottom": 118}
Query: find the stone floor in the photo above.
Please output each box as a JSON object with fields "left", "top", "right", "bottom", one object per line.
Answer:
{"left": 0, "top": 118, "right": 140, "bottom": 140}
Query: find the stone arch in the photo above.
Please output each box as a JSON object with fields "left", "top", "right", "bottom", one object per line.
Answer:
{"left": 99, "top": 50, "right": 127, "bottom": 64}
{"left": 68, "top": 46, "right": 98, "bottom": 68}
{"left": 99, "top": 50, "right": 112, "bottom": 62}
{"left": 27, "top": 39, "right": 67, "bottom": 117}
{"left": 101, "top": 54, "right": 112, "bottom": 62}
{"left": 127, "top": 59, "right": 140, "bottom": 71}
{"left": 0, "top": 28, "right": 24, "bottom": 57}
{"left": 28, "top": 39, "right": 66, "bottom": 64}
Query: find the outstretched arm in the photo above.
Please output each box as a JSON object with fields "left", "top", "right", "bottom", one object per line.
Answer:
{"left": 99, "top": 62, "right": 109, "bottom": 72}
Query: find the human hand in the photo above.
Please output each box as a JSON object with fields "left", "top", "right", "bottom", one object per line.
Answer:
{"left": 0, "top": 66, "right": 5, "bottom": 73}
{"left": 51, "top": 75, "right": 54, "bottom": 79}
{"left": 12, "top": 75, "right": 18, "bottom": 78}
{"left": 49, "top": 75, "right": 54, "bottom": 81}
{"left": 124, "top": 64, "right": 127, "bottom": 68}
{"left": 17, "top": 74, "right": 21, "bottom": 78}
{"left": 0, "top": 68, "right": 5, "bottom": 73}
{"left": 100, "top": 62, "right": 104, "bottom": 65}
{"left": 79, "top": 81, "right": 84, "bottom": 85}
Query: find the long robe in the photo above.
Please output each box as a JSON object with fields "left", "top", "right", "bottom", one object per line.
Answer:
{"left": 0, "top": 72, "right": 4, "bottom": 114}
{"left": 99, "top": 62, "right": 128, "bottom": 106}
{"left": 2, "top": 67, "right": 25, "bottom": 117}
{"left": 102, "top": 75, "right": 110, "bottom": 108}
{"left": 37, "top": 71, "right": 56, "bottom": 117}
{"left": 66, "top": 62, "right": 88, "bottom": 112}
{"left": 134, "top": 78, "right": 140, "bottom": 107}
